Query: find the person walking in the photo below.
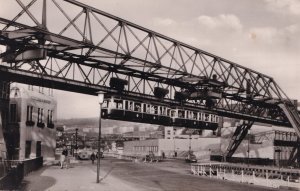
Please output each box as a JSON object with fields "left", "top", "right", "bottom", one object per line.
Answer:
{"left": 90, "top": 152, "right": 96, "bottom": 164}
{"left": 60, "top": 146, "right": 68, "bottom": 169}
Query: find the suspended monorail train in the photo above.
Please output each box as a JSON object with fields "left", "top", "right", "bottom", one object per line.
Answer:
{"left": 101, "top": 96, "right": 219, "bottom": 131}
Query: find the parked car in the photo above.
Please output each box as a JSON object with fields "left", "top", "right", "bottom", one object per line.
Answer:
{"left": 77, "top": 150, "right": 92, "bottom": 160}
{"left": 185, "top": 153, "right": 197, "bottom": 163}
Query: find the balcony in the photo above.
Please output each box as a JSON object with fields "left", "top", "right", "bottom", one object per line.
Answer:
{"left": 47, "top": 123, "right": 55, "bottom": 129}
{"left": 25, "top": 121, "right": 35, "bottom": 127}
{"left": 37, "top": 122, "right": 45, "bottom": 128}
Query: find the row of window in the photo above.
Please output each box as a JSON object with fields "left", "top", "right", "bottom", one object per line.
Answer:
{"left": 134, "top": 146, "right": 159, "bottom": 152}
{"left": 274, "top": 131, "right": 298, "bottom": 142}
{"left": 104, "top": 98, "right": 219, "bottom": 123}
{"left": 274, "top": 147, "right": 297, "bottom": 160}
{"left": 9, "top": 104, "right": 54, "bottom": 127}
{"left": 25, "top": 140, "right": 41, "bottom": 159}
{"left": 28, "top": 106, "right": 54, "bottom": 124}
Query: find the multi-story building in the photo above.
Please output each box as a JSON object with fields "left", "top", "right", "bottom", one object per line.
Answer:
{"left": 7, "top": 84, "right": 57, "bottom": 161}
{"left": 221, "top": 128, "right": 299, "bottom": 166}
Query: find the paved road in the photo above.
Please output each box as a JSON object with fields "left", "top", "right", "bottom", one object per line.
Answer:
{"left": 99, "top": 158, "right": 281, "bottom": 191}
{"left": 21, "top": 157, "right": 287, "bottom": 191}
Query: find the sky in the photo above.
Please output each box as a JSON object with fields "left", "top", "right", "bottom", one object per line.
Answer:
{"left": 0, "top": 0, "right": 300, "bottom": 119}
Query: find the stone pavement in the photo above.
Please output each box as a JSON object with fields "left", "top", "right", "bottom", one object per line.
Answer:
{"left": 20, "top": 161, "right": 145, "bottom": 191}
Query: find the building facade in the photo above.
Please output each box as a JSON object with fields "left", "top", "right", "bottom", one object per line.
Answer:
{"left": 124, "top": 137, "right": 221, "bottom": 159}
{"left": 7, "top": 85, "right": 57, "bottom": 161}
{"left": 220, "top": 118, "right": 300, "bottom": 166}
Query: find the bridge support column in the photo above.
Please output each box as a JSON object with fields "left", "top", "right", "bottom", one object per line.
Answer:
{"left": 0, "top": 80, "right": 10, "bottom": 160}
{"left": 224, "top": 120, "right": 254, "bottom": 161}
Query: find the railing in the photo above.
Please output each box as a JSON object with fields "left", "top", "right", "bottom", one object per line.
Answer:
{"left": 0, "top": 157, "right": 43, "bottom": 190}
{"left": 191, "top": 162, "right": 300, "bottom": 189}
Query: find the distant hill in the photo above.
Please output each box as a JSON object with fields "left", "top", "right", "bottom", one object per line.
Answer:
{"left": 57, "top": 117, "right": 154, "bottom": 129}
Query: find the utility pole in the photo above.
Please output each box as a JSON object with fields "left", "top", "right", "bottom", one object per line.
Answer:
{"left": 75, "top": 128, "right": 78, "bottom": 157}
{"left": 97, "top": 92, "right": 104, "bottom": 183}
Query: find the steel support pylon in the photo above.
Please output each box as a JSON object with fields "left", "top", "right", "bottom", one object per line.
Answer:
{"left": 224, "top": 120, "right": 254, "bottom": 160}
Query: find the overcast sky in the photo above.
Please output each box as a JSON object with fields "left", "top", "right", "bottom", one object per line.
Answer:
{"left": 1, "top": 0, "right": 300, "bottom": 119}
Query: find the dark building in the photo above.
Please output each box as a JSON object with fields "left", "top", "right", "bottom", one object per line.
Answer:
{"left": 0, "top": 81, "right": 10, "bottom": 159}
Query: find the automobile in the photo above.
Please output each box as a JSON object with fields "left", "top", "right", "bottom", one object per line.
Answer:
{"left": 185, "top": 153, "right": 197, "bottom": 163}
{"left": 77, "top": 150, "right": 92, "bottom": 160}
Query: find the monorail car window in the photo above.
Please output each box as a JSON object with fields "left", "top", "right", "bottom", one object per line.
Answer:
{"left": 124, "top": 100, "right": 129, "bottom": 110}
{"left": 142, "top": 103, "right": 147, "bottom": 113}
{"left": 186, "top": 111, "right": 190, "bottom": 119}
{"left": 108, "top": 98, "right": 117, "bottom": 109}
{"left": 154, "top": 105, "right": 159, "bottom": 115}
{"left": 102, "top": 100, "right": 108, "bottom": 108}
{"left": 158, "top": 106, "right": 162, "bottom": 115}
{"left": 211, "top": 115, "right": 215, "bottom": 122}
{"left": 151, "top": 106, "right": 155, "bottom": 114}
{"left": 178, "top": 110, "right": 184, "bottom": 118}
{"left": 193, "top": 112, "right": 197, "bottom": 120}
{"left": 197, "top": 113, "right": 201, "bottom": 121}
{"left": 113, "top": 99, "right": 123, "bottom": 109}
{"left": 161, "top": 107, "right": 168, "bottom": 116}
{"left": 145, "top": 104, "right": 151, "bottom": 113}
{"left": 134, "top": 102, "right": 141, "bottom": 112}
{"left": 166, "top": 108, "right": 171, "bottom": 116}
{"left": 170, "top": 109, "right": 177, "bottom": 118}
{"left": 204, "top": 113, "right": 209, "bottom": 121}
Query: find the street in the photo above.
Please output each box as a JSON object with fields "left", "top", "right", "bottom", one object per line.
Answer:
{"left": 20, "top": 157, "right": 285, "bottom": 191}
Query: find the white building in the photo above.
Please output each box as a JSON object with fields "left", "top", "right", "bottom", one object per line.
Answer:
{"left": 124, "top": 138, "right": 221, "bottom": 159}
{"left": 7, "top": 84, "right": 57, "bottom": 161}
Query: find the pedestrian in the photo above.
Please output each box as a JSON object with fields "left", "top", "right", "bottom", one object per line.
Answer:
{"left": 60, "top": 146, "right": 68, "bottom": 169}
{"left": 91, "top": 152, "right": 96, "bottom": 164}
{"left": 162, "top": 151, "right": 165, "bottom": 159}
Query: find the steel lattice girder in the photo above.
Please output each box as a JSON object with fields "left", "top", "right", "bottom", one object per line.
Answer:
{"left": 0, "top": 0, "right": 297, "bottom": 128}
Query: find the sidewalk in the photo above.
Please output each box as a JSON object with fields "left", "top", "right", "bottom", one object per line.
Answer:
{"left": 20, "top": 162, "right": 145, "bottom": 191}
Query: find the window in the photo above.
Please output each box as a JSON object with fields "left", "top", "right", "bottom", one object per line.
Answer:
{"left": 9, "top": 104, "right": 17, "bottom": 122}
{"left": 167, "top": 130, "right": 171, "bottom": 135}
{"left": 41, "top": 109, "right": 43, "bottom": 122}
{"left": 102, "top": 100, "right": 108, "bottom": 108}
{"left": 25, "top": 141, "right": 32, "bottom": 159}
{"left": 37, "top": 108, "right": 40, "bottom": 123}
{"left": 37, "top": 108, "right": 45, "bottom": 128}
{"left": 36, "top": 141, "right": 41, "bottom": 157}
{"left": 26, "top": 106, "right": 33, "bottom": 121}
{"left": 37, "top": 108, "right": 44, "bottom": 123}
{"left": 47, "top": 110, "right": 53, "bottom": 125}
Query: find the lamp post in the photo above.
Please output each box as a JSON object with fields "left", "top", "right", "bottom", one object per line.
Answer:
{"left": 96, "top": 92, "right": 104, "bottom": 183}
{"left": 189, "top": 133, "right": 192, "bottom": 152}
{"left": 247, "top": 129, "right": 251, "bottom": 166}
{"left": 75, "top": 128, "right": 78, "bottom": 157}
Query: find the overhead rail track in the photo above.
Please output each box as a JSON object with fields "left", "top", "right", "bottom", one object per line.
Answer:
{"left": 0, "top": 0, "right": 300, "bottom": 160}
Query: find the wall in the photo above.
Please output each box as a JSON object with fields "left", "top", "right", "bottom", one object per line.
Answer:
{"left": 220, "top": 125, "right": 275, "bottom": 159}
{"left": 159, "top": 138, "right": 221, "bottom": 158}
{"left": 10, "top": 85, "right": 57, "bottom": 161}
{"left": 123, "top": 139, "right": 159, "bottom": 156}
{"left": 124, "top": 137, "right": 221, "bottom": 159}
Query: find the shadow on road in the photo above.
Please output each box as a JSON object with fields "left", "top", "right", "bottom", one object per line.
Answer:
{"left": 19, "top": 167, "right": 56, "bottom": 191}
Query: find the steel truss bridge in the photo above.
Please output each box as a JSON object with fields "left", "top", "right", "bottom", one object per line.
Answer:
{"left": 0, "top": 0, "right": 299, "bottom": 163}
